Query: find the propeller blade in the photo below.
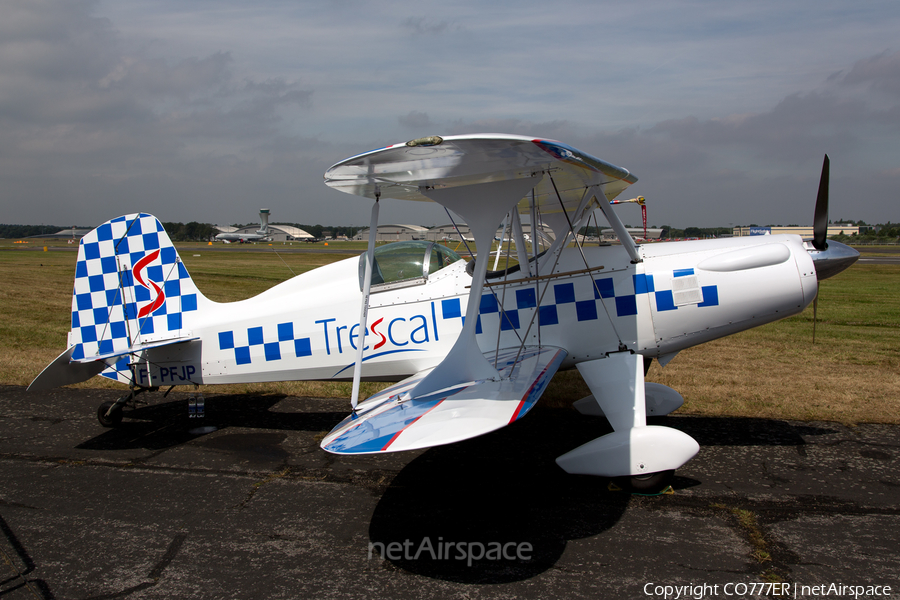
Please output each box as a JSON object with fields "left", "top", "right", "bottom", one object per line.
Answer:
{"left": 812, "top": 155, "right": 830, "bottom": 251}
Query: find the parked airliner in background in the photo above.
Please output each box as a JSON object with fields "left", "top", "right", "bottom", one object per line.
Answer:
{"left": 215, "top": 209, "right": 272, "bottom": 243}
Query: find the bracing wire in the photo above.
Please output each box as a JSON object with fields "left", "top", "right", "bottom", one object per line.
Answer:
{"left": 271, "top": 247, "right": 296, "bottom": 276}
{"left": 548, "top": 174, "right": 626, "bottom": 349}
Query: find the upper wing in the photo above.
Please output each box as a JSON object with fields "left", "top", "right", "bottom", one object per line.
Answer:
{"left": 323, "top": 134, "right": 637, "bottom": 215}
{"left": 320, "top": 346, "right": 567, "bottom": 454}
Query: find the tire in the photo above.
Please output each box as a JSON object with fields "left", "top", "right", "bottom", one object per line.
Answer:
{"left": 97, "top": 400, "right": 123, "bottom": 427}
{"left": 623, "top": 469, "right": 675, "bottom": 494}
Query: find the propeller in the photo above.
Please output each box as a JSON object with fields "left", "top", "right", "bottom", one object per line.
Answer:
{"left": 812, "top": 155, "right": 830, "bottom": 251}
{"left": 806, "top": 154, "right": 860, "bottom": 342}
{"left": 806, "top": 155, "right": 859, "bottom": 282}
{"left": 812, "top": 155, "right": 828, "bottom": 341}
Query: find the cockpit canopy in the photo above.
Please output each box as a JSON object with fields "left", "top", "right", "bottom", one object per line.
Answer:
{"left": 358, "top": 241, "right": 463, "bottom": 291}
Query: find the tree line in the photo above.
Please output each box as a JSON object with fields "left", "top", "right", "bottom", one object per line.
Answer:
{"left": 160, "top": 222, "right": 219, "bottom": 242}
{"left": 578, "top": 225, "right": 734, "bottom": 239}
{"left": 3, "top": 220, "right": 898, "bottom": 243}
{"left": 0, "top": 224, "right": 74, "bottom": 238}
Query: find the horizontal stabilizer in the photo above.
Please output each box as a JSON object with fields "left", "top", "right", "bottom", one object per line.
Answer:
{"left": 321, "top": 346, "right": 567, "bottom": 455}
{"left": 28, "top": 336, "right": 199, "bottom": 392}
{"left": 71, "top": 336, "right": 198, "bottom": 364}
{"left": 27, "top": 346, "right": 107, "bottom": 392}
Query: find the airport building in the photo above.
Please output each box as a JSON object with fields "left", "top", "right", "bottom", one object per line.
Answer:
{"left": 352, "top": 224, "right": 430, "bottom": 241}
{"left": 426, "top": 223, "right": 473, "bottom": 241}
{"left": 351, "top": 221, "right": 563, "bottom": 243}
{"left": 732, "top": 225, "right": 860, "bottom": 237}
{"left": 600, "top": 228, "right": 665, "bottom": 242}
{"left": 31, "top": 228, "right": 93, "bottom": 239}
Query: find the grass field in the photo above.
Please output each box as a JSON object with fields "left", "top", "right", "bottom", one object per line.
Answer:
{"left": 2, "top": 240, "right": 897, "bottom": 424}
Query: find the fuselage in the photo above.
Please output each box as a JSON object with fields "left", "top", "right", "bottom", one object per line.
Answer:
{"left": 134, "top": 235, "right": 816, "bottom": 388}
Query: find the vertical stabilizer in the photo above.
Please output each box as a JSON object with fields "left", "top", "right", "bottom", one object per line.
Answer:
{"left": 67, "top": 213, "right": 211, "bottom": 384}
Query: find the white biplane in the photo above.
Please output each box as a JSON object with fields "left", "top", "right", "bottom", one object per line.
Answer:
{"left": 29, "top": 134, "right": 859, "bottom": 491}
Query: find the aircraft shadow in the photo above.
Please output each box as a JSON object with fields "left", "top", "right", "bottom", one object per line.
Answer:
{"left": 76, "top": 394, "right": 346, "bottom": 451}
{"left": 367, "top": 408, "right": 838, "bottom": 583}
{"left": 368, "top": 408, "right": 629, "bottom": 584}
{"left": 73, "top": 393, "right": 841, "bottom": 583}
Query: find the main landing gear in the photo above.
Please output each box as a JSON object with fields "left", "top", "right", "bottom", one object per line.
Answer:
{"left": 556, "top": 351, "right": 698, "bottom": 494}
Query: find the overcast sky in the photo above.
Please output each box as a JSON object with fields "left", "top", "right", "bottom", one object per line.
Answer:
{"left": 2, "top": 0, "right": 899, "bottom": 229}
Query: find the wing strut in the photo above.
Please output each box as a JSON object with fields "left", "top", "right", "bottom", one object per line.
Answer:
{"left": 350, "top": 188, "right": 380, "bottom": 410}
{"left": 510, "top": 210, "right": 531, "bottom": 277}
{"left": 492, "top": 213, "right": 509, "bottom": 271}
{"left": 401, "top": 176, "right": 541, "bottom": 401}
{"left": 597, "top": 192, "right": 642, "bottom": 263}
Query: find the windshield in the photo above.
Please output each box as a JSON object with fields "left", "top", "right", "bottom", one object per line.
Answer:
{"left": 359, "top": 241, "right": 462, "bottom": 290}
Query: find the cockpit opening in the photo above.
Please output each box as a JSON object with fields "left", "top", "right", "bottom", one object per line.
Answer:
{"left": 358, "top": 240, "right": 463, "bottom": 292}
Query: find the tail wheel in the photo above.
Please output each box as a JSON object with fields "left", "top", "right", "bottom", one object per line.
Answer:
{"left": 97, "top": 400, "right": 123, "bottom": 427}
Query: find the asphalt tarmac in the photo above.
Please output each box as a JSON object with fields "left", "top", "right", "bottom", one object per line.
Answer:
{"left": 1, "top": 385, "right": 897, "bottom": 599}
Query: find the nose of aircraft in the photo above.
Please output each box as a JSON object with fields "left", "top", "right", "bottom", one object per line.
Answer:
{"left": 807, "top": 240, "right": 860, "bottom": 280}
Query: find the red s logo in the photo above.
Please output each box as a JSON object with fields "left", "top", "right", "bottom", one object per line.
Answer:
{"left": 133, "top": 250, "right": 166, "bottom": 318}
{"left": 370, "top": 318, "right": 387, "bottom": 350}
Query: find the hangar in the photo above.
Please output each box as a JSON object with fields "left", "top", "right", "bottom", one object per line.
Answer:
{"left": 425, "top": 223, "right": 473, "bottom": 241}
{"left": 600, "top": 228, "right": 664, "bottom": 242}
{"left": 355, "top": 222, "right": 558, "bottom": 244}
{"left": 353, "top": 224, "right": 430, "bottom": 242}
{"left": 28, "top": 228, "right": 92, "bottom": 240}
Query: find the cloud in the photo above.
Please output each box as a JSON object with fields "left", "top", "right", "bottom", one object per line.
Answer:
{"left": 99, "top": 52, "right": 233, "bottom": 99}
{"left": 1, "top": 2, "right": 898, "bottom": 229}
{"left": 400, "top": 17, "right": 458, "bottom": 36}
{"left": 0, "top": 0, "right": 325, "bottom": 226}
{"left": 648, "top": 92, "right": 868, "bottom": 164}
{"left": 839, "top": 50, "right": 900, "bottom": 96}
{"left": 398, "top": 110, "right": 433, "bottom": 128}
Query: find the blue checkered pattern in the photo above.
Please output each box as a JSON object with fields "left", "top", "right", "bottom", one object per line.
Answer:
{"left": 218, "top": 322, "right": 313, "bottom": 366}
{"left": 473, "top": 270, "right": 719, "bottom": 333}
{"left": 651, "top": 268, "right": 719, "bottom": 312}
{"left": 68, "top": 213, "right": 200, "bottom": 383}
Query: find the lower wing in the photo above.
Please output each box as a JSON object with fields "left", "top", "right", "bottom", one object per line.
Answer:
{"left": 321, "top": 346, "right": 567, "bottom": 454}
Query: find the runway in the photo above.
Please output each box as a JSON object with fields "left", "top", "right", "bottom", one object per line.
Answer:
{"left": 855, "top": 246, "right": 900, "bottom": 265}
{"left": 1, "top": 385, "right": 897, "bottom": 599}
